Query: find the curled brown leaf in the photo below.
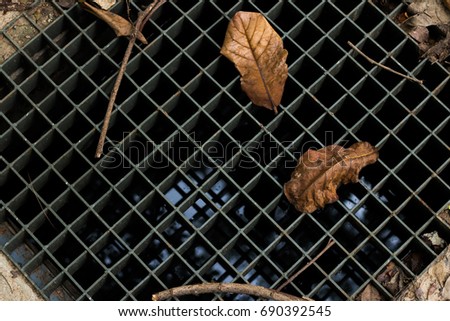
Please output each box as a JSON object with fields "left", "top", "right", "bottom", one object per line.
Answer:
{"left": 80, "top": 1, "right": 147, "bottom": 44}
{"left": 284, "top": 142, "right": 379, "bottom": 213}
{"left": 220, "top": 11, "right": 288, "bottom": 113}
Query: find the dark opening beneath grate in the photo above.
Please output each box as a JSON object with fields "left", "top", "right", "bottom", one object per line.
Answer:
{"left": 1, "top": 0, "right": 450, "bottom": 301}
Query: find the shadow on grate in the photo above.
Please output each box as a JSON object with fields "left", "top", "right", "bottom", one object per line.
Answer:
{"left": 1, "top": 0, "right": 450, "bottom": 301}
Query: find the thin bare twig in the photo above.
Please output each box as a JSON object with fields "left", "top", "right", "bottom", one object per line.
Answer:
{"left": 0, "top": 273, "right": 13, "bottom": 294}
{"left": 277, "top": 239, "right": 336, "bottom": 291}
{"left": 347, "top": 41, "right": 423, "bottom": 85}
{"left": 27, "top": 174, "right": 57, "bottom": 230}
{"left": 152, "top": 282, "right": 311, "bottom": 301}
{"left": 95, "top": 0, "right": 166, "bottom": 158}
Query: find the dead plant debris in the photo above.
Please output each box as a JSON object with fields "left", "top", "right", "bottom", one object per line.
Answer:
{"left": 220, "top": 11, "right": 288, "bottom": 114}
{"left": 284, "top": 142, "right": 379, "bottom": 213}
{"left": 356, "top": 284, "right": 384, "bottom": 301}
{"left": 373, "top": 0, "right": 450, "bottom": 63}
{"left": 376, "top": 262, "right": 408, "bottom": 295}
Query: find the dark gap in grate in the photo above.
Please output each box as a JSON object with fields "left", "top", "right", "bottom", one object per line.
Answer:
{"left": 247, "top": 174, "right": 280, "bottom": 209}
{"left": 183, "top": 195, "right": 216, "bottom": 228}
{"left": 115, "top": 256, "right": 149, "bottom": 292}
{"left": 86, "top": 22, "right": 117, "bottom": 49}
{"left": 138, "top": 233, "right": 173, "bottom": 270}
{"left": 167, "top": 17, "right": 202, "bottom": 49}
{"left": 53, "top": 233, "right": 85, "bottom": 267}
{"left": 247, "top": 215, "right": 280, "bottom": 251}
{"left": 354, "top": 195, "right": 390, "bottom": 231}
{"left": 417, "top": 98, "right": 449, "bottom": 130}
{"left": 122, "top": 93, "right": 157, "bottom": 126}
{"left": 142, "top": 151, "right": 176, "bottom": 186}
{"left": 313, "top": 76, "right": 346, "bottom": 107}
{"left": 286, "top": 263, "right": 323, "bottom": 296}
{"left": 184, "top": 236, "right": 214, "bottom": 269}
{"left": 375, "top": 96, "right": 408, "bottom": 129}
{"left": 379, "top": 135, "right": 410, "bottom": 168}
{"left": 332, "top": 260, "right": 368, "bottom": 296}
{"left": 3, "top": 53, "right": 35, "bottom": 85}
{"left": 290, "top": 55, "right": 323, "bottom": 88}
{"left": 143, "top": 73, "right": 179, "bottom": 105}
{"left": 311, "top": 39, "right": 346, "bottom": 70}
{"left": 314, "top": 3, "right": 344, "bottom": 33}
{"left": 24, "top": 35, "right": 58, "bottom": 66}
{"left": 186, "top": 34, "right": 219, "bottom": 68}
{"left": 396, "top": 117, "right": 430, "bottom": 150}
{"left": 355, "top": 240, "right": 390, "bottom": 274}
{"left": 334, "top": 217, "right": 368, "bottom": 252}
{"left": 204, "top": 214, "right": 237, "bottom": 250}
{"left": 92, "top": 275, "right": 126, "bottom": 300}
{"left": 75, "top": 211, "right": 107, "bottom": 246}
{"left": 0, "top": 73, "right": 15, "bottom": 99}
{"left": 353, "top": 3, "right": 383, "bottom": 32}
{"left": 395, "top": 82, "right": 428, "bottom": 110}
{"left": 205, "top": 175, "right": 237, "bottom": 208}
{"left": 225, "top": 194, "right": 259, "bottom": 229}
{"left": 62, "top": 111, "right": 93, "bottom": 144}
{"left": 397, "top": 156, "right": 431, "bottom": 190}
{"left": 2, "top": 92, "right": 34, "bottom": 123}
{"left": 16, "top": 150, "right": 47, "bottom": 181}
{"left": 186, "top": 1, "right": 221, "bottom": 30}
{"left": 332, "top": 20, "right": 365, "bottom": 49}
{"left": 207, "top": 93, "right": 241, "bottom": 126}
{"left": 206, "top": 57, "right": 238, "bottom": 87}
{"left": 399, "top": 239, "right": 435, "bottom": 275}
{"left": 157, "top": 256, "right": 194, "bottom": 288}
{"left": 333, "top": 96, "right": 366, "bottom": 128}
{"left": 57, "top": 192, "right": 88, "bottom": 225}
{"left": 417, "top": 137, "right": 449, "bottom": 171}
{"left": 419, "top": 178, "right": 450, "bottom": 212}
{"left": 66, "top": 35, "right": 96, "bottom": 66}
{"left": 397, "top": 197, "right": 433, "bottom": 232}
{"left": 84, "top": 54, "right": 116, "bottom": 85}
{"left": 46, "top": 15, "right": 79, "bottom": 48}
{"left": 437, "top": 121, "right": 449, "bottom": 147}
{"left": 376, "top": 175, "right": 411, "bottom": 211}
{"left": 377, "top": 218, "right": 411, "bottom": 252}
{"left": 118, "top": 212, "right": 150, "bottom": 248}
{"left": 290, "top": 20, "right": 323, "bottom": 52}
{"left": 333, "top": 58, "right": 365, "bottom": 90}
{"left": 98, "top": 192, "right": 132, "bottom": 227}
{"left": 96, "top": 235, "right": 128, "bottom": 268}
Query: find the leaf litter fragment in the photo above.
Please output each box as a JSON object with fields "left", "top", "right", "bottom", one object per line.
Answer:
{"left": 284, "top": 142, "right": 379, "bottom": 213}
{"left": 220, "top": 11, "right": 288, "bottom": 114}
{"left": 80, "top": 0, "right": 147, "bottom": 44}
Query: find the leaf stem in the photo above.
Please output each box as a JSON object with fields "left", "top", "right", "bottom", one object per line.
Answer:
{"left": 347, "top": 41, "right": 423, "bottom": 85}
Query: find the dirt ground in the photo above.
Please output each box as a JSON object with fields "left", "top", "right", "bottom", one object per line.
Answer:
{"left": 0, "top": 1, "right": 60, "bottom": 64}
{"left": 0, "top": 0, "right": 114, "bottom": 64}
{"left": 0, "top": 252, "right": 43, "bottom": 300}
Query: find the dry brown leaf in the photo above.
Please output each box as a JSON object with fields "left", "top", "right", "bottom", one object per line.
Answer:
{"left": 421, "top": 231, "right": 447, "bottom": 253}
{"left": 220, "top": 11, "right": 288, "bottom": 114}
{"left": 356, "top": 284, "right": 383, "bottom": 301}
{"left": 398, "top": 0, "right": 450, "bottom": 62}
{"left": 284, "top": 142, "right": 379, "bottom": 213}
{"left": 376, "top": 262, "right": 408, "bottom": 295}
{"left": 80, "top": 1, "right": 147, "bottom": 44}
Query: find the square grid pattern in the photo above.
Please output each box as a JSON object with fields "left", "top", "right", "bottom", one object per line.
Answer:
{"left": 1, "top": 0, "right": 449, "bottom": 300}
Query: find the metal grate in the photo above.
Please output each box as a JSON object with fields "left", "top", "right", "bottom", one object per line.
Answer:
{"left": 1, "top": 0, "right": 450, "bottom": 300}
